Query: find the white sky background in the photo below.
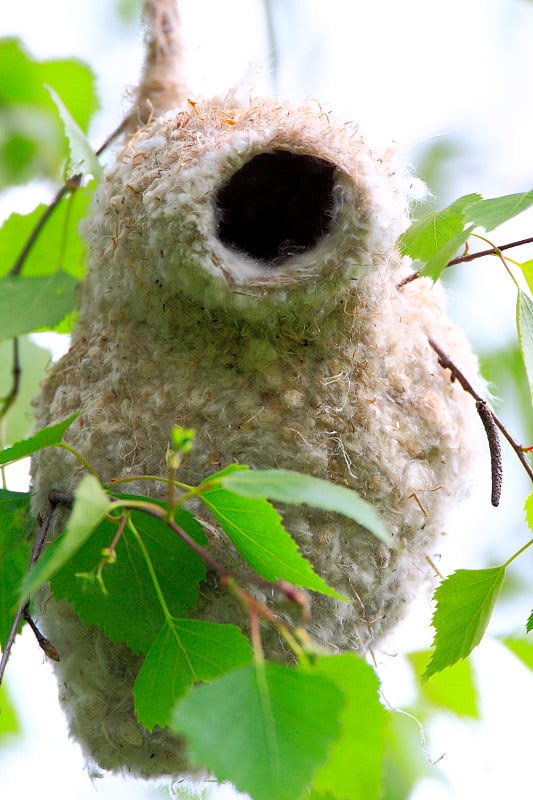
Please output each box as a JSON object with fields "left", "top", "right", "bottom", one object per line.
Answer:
{"left": 2, "top": 1, "right": 533, "bottom": 798}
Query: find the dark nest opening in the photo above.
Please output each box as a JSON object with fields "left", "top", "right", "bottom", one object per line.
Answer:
{"left": 214, "top": 150, "right": 339, "bottom": 265}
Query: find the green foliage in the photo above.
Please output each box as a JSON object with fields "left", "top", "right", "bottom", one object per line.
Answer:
{"left": 215, "top": 466, "right": 392, "bottom": 545}
{"left": 424, "top": 567, "right": 506, "bottom": 679}
{"left": 0, "top": 337, "right": 52, "bottom": 445}
{"left": 51, "top": 503, "right": 207, "bottom": 653}
{"left": 0, "top": 272, "right": 78, "bottom": 339}
{"left": 134, "top": 620, "right": 253, "bottom": 730}
{"left": 171, "top": 661, "right": 344, "bottom": 800}
{"left": 517, "top": 290, "right": 533, "bottom": 404}
{"left": 0, "top": 413, "right": 78, "bottom": 466}
{"left": 0, "top": 188, "right": 94, "bottom": 280}
{"left": 20, "top": 474, "right": 110, "bottom": 601}
{"left": 311, "top": 654, "right": 386, "bottom": 800}
{"left": 399, "top": 188, "right": 533, "bottom": 281}
{"left": 0, "top": 682, "right": 20, "bottom": 740}
{"left": 0, "top": 489, "right": 32, "bottom": 648}
{"left": 409, "top": 650, "right": 479, "bottom": 718}
{"left": 0, "top": 38, "right": 98, "bottom": 186}
{"left": 199, "top": 465, "right": 347, "bottom": 600}
{"left": 503, "top": 636, "right": 533, "bottom": 670}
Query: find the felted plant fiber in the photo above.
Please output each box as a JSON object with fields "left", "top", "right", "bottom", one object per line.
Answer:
{"left": 31, "top": 90, "right": 485, "bottom": 777}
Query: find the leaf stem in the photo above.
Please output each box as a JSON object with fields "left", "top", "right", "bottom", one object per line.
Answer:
{"left": 502, "top": 537, "right": 533, "bottom": 569}
{"left": 57, "top": 442, "right": 101, "bottom": 481}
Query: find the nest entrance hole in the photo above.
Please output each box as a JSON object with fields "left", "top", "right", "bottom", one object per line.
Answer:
{"left": 214, "top": 150, "right": 338, "bottom": 265}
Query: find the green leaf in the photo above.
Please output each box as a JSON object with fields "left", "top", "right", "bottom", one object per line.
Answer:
{"left": 527, "top": 611, "right": 533, "bottom": 634}
{"left": 312, "top": 654, "right": 386, "bottom": 800}
{"left": 465, "top": 190, "right": 533, "bottom": 232}
{"left": 47, "top": 86, "right": 103, "bottom": 180}
{"left": 516, "top": 290, "right": 533, "bottom": 403}
{"left": 0, "top": 39, "right": 98, "bottom": 131}
{"left": 215, "top": 466, "right": 391, "bottom": 546}
{"left": 0, "top": 682, "right": 20, "bottom": 739}
{"left": 199, "top": 466, "right": 346, "bottom": 600}
{"left": 0, "top": 489, "right": 33, "bottom": 648}
{"left": 134, "top": 620, "right": 252, "bottom": 731}
{"left": 424, "top": 567, "right": 505, "bottom": 679}
{"left": 171, "top": 662, "right": 344, "bottom": 800}
{"left": 518, "top": 259, "right": 533, "bottom": 296}
{"left": 0, "top": 272, "right": 78, "bottom": 339}
{"left": 0, "top": 39, "right": 98, "bottom": 185}
{"left": 409, "top": 650, "right": 479, "bottom": 718}
{"left": 420, "top": 224, "right": 475, "bottom": 281}
{"left": 0, "top": 337, "right": 52, "bottom": 445}
{"left": 20, "top": 475, "right": 110, "bottom": 601}
{"left": 51, "top": 501, "right": 206, "bottom": 653}
{"left": 0, "top": 413, "right": 78, "bottom": 466}
{"left": 0, "top": 185, "right": 94, "bottom": 280}
{"left": 503, "top": 637, "right": 533, "bottom": 671}
{"left": 398, "top": 193, "right": 481, "bottom": 261}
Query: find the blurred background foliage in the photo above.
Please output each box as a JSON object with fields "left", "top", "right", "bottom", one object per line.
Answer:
{"left": 1, "top": 1, "right": 533, "bottom": 799}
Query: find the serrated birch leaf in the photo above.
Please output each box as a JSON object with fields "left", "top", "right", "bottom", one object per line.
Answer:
{"left": 519, "top": 260, "right": 533, "bottom": 296}
{"left": 424, "top": 567, "right": 505, "bottom": 679}
{"left": 0, "top": 272, "right": 78, "bottom": 339}
{"left": 503, "top": 637, "right": 533, "bottom": 671}
{"left": 312, "top": 654, "right": 386, "bottom": 800}
{"left": 419, "top": 224, "right": 475, "bottom": 281}
{"left": 398, "top": 193, "right": 481, "bottom": 262}
{"left": 516, "top": 290, "right": 533, "bottom": 403}
{"left": 409, "top": 650, "right": 479, "bottom": 718}
{"left": 0, "top": 413, "right": 78, "bottom": 465}
{"left": 465, "top": 190, "right": 533, "bottom": 231}
{"left": 52, "top": 503, "right": 206, "bottom": 654}
{"left": 134, "top": 620, "right": 252, "bottom": 731}
{"left": 215, "top": 467, "right": 391, "bottom": 546}
{"left": 0, "top": 187, "right": 94, "bottom": 280}
{"left": 47, "top": 86, "right": 103, "bottom": 180}
{"left": 171, "top": 662, "right": 343, "bottom": 800}
{"left": 199, "top": 467, "right": 346, "bottom": 600}
{"left": 0, "top": 489, "right": 33, "bottom": 648}
{"left": 20, "top": 475, "right": 110, "bottom": 601}
{"left": 527, "top": 611, "right": 533, "bottom": 633}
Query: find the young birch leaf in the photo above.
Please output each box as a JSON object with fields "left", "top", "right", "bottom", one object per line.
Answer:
{"left": 0, "top": 412, "right": 78, "bottom": 465}
{"left": 424, "top": 567, "right": 505, "bottom": 680}
{"left": 503, "top": 637, "right": 533, "bottom": 671}
{"left": 0, "top": 337, "right": 51, "bottom": 445}
{"left": 518, "top": 259, "right": 533, "bottom": 296}
{"left": 408, "top": 650, "right": 479, "bottom": 718}
{"left": 527, "top": 612, "right": 533, "bottom": 634}
{"left": 199, "top": 467, "right": 347, "bottom": 600}
{"left": 20, "top": 474, "right": 110, "bottom": 601}
{"left": 516, "top": 290, "right": 533, "bottom": 403}
{"left": 0, "top": 186, "right": 94, "bottom": 279}
{"left": 47, "top": 86, "right": 103, "bottom": 180}
{"left": 465, "top": 189, "right": 533, "bottom": 232}
{"left": 0, "top": 490, "right": 33, "bottom": 648}
{"left": 134, "top": 620, "right": 252, "bottom": 731}
{"left": 171, "top": 662, "right": 343, "bottom": 800}
{"left": 398, "top": 193, "right": 481, "bottom": 263}
{"left": 52, "top": 504, "right": 206, "bottom": 654}
{"left": 0, "top": 272, "right": 78, "bottom": 339}
{"left": 312, "top": 654, "right": 386, "bottom": 800}
{"left": 215, "top": 467, "right": 391, "bottom": 546}
{"left": 420, "top": 224, "right": 475, "bottom": 281}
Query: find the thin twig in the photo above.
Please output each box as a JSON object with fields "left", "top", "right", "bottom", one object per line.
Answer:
{"left": 0, "top": 498, "right": 58, "bottom": 685}
{"left": 399, "top": 236, "right": 533, "bottom": 287}
{"left": 0, "top": 338, "right": 21, "bottom": 425}
{"left": 8, "top": 119, "right": 127, "bottom": 278}
{"left": 428, "top": 337, "right": 533, "bottom": 492}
